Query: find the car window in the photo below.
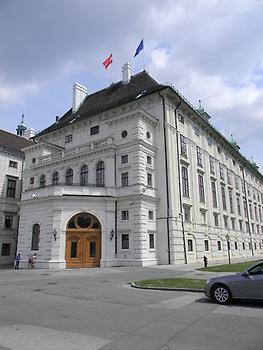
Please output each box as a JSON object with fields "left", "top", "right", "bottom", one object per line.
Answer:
{"left": 248, "top": 263, "right": 263, "bottom": 275}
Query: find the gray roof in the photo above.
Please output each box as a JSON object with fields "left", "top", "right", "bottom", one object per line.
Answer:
{"left": 36, "top": 71, "right": 167, "bottom": 137}
{"left": 0, "top": 129, "right": 33, "bottom": 156}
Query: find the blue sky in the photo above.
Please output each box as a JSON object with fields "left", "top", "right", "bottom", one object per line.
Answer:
{"left": 0, "top": 0, "right": 263, "bottom": 171}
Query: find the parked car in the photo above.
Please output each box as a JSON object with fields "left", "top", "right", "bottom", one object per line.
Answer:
{"left": 204, "top": 261, "right": 263, "bottom": 304}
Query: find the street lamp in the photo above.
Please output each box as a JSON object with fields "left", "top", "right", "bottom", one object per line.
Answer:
{"left": 226, "top": 234, "right": 231, "bottom": 264}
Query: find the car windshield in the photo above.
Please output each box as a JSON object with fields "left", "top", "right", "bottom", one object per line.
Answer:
{"left": 248, "top": 263, "right": 263, "bottom": 275}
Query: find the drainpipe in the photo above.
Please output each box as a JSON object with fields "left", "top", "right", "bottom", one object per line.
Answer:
{"left": 174, "top": 99, "right": 187, "bottom": 264}
{"left": 158, "top": 92, "right": 171, "bottom": 264}
{"left": 114, "top": 153, "right": 118, "bottom": 256}
{"left": 242, "top": 165, "right": 254, "bottom": 256}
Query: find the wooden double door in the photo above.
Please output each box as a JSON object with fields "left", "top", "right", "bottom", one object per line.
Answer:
{"left": 66, "top": 230, "right": 101, "bottom": 268}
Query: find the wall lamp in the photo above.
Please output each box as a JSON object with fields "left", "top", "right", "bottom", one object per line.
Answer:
{"left": 53, "top": 229, "right": 57, "bottom": 241}
{"left": 110, "top": 229, "right": 115, "bottom": 240}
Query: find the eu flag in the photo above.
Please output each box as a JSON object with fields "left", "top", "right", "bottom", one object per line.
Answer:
{"left": 134, "top": 39, "right": 144, "bottom": 57}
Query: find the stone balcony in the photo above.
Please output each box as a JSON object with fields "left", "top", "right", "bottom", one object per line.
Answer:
{"left": 22, "top": 183, "right": 116, "bottom": 201}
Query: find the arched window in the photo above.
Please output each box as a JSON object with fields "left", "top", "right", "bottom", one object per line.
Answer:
{"left": 80, "top": 165, "right": 88, "bottom": 186}
{"left": 31, "top": 223, "right": 40, "bottom": 250}
{"left": 52, "top": 171, "right": 59, "bottom": 185}
{"left": 66, "top": 168, "right": 73, "bottom": 185}
{"left": 96, "top": 161, "right": 105, "bottom": 187}
{"left": 40, "top": 174, "right": 46, "bottom": 188}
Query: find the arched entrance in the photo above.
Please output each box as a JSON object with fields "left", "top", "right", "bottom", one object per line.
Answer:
{"left": 65, "top": 212, "right": 101, "bottom": 268}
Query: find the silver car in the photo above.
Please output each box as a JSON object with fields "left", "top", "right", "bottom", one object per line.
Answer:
{"left": 204, "top": 261, "right": 263, "bottom": 304}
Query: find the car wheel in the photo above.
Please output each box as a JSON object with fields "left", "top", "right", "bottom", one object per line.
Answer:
{"left": 212, "top": 284, "right": 231, "bottom": 304}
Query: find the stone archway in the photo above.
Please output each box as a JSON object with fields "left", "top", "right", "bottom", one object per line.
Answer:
{"left": 65, "top": 212, "right": 101, "bottom": 268}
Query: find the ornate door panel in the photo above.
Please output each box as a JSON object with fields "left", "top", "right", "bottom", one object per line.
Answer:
{"left": 65, "top": 213, "right": 101, "bottom": 268}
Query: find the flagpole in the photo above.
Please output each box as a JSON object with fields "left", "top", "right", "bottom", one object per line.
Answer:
{"left": 142, "top": 37, "right": 145, "bottom": 71}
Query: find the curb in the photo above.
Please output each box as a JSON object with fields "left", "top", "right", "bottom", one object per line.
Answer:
{"left": 131, "top": 282, "right": 204, "bottom": 293}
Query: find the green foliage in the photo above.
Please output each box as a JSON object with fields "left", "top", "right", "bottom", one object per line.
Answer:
{"left": 134, "top": 278, "right": 205, "bottom": 289}
{"left": 197, "top": 260, "right": 262, "bottom": 272}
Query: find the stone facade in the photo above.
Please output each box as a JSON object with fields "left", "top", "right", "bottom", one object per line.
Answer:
{"left": 16, "top": 68, "right": 263, "bottom": 269}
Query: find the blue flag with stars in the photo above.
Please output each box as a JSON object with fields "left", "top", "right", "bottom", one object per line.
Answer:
{"left": 134, "top": 39, "right": 144, "bottom": 57}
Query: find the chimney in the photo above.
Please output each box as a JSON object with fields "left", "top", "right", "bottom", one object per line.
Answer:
{"left": 122, "top": 63, "right": 131, "bottom": 84}
{"left": 72, "top": 83, "right": 87, "bottom": 113}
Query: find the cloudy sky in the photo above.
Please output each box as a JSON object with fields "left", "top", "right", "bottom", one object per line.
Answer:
{"left": 1, "top": 0, "right": 263, "bottom": 171}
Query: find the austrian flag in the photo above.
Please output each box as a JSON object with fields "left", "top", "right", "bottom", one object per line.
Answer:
{"left": 103, "top": 53, "right": 113, "bottom": 70}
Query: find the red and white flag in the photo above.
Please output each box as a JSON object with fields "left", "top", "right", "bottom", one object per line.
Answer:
{"left": 103, "top": 53, "right": 113, "bottom": 70}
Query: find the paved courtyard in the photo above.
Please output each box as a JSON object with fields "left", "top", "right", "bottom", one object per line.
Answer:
{"left": 0, "top": 264, "right": 263, "bottom": 350}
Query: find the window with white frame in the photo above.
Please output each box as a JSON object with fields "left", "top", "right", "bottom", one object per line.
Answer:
{"left": 180, "top": 135, "right": 187, "bottom": 157}
{"left": 121, "top": 155, "right": 128, "bottom": 164}
{"left": 187, "top": 239, "right": 193, "bottom": 252}
{"left": 147, "top": 173, "right": 153, "bottom": 187}
{"left": 147, "top": 156, "right": 152, "bottom": 165}
{"left": 211, "top": 180, "right": 217, "bottom": 207}
{"left": 198, "top": 174, "right": 205, "bottom": 203}
{"left": 184, "top": 206, "right": 191, "bottom": 222}
{"left": 196, "top": 146, "right": 202, "bottom": 166}
{"left": 148, "top": 210, "right": 154, "bottom": 220}
{"left": 217, "top": 241, "right": 222, "bottom": 251}
{"left": 65, "top": 134, "right": 72, "bottom": 143}
{"left": 182, "top": 166, "right": 189, "bottom": 197}
{"left": 9, "top": 160, "right": 18, "bottom": 168}
{"left": 204, "top": 240, "right": 209, "bottom": 251}
{"left": 121, "top": 210, "right": 129, "bottom": 220}
{"left": 149, "top": 233, "right": 154, "bottom": 249}
{"left": 121, "top": 172, "right": 129, "bottom": 187}
{"left": 121, "top": 234, "right": 129, "bottom": 249}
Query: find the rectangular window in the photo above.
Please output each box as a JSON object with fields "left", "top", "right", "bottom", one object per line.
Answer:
{"left": 194, "top": 126, "right": 200, "bottom": 136}
{"left": 242, "top": 242, "right": 245, "bottom": 250}
{"left": 90, "top": 125, "right": 99, "bottom": 135}
{"left": 209, "top": 156, "right": 215, "bottom": 174}
{"left": 245, "top": 222, "right": 249, "bottom": 233}
{"left": 65, "top": 134, "right": 72, "bottom": 143}
{"left": 200, "top": 210, "right": 206, "bottom": 224}
{"left": 184, "top": 206, "right": 191, "bottom": 222}
{"left": 249, "top": 203, "right": 253, "bottom": 219}
{"left": 6, "top": 179, "right": 16, "bottom": 198}
{"left": 121, "top": 155, "right": 128, "bottom": 164}
{"left": 235, "top": 176, "right": 239, "bottom": 190}
{"left": 121, "top": 210, "right": 129, "bottom": 220}
{"left": 235, "top": 242, "right": 238, "bottom": 250}
{"left": 30, "top": 177, "right": 34, "bottom": 185}
{"left": 224, "top": 215, "right": 228, "bottom": 229}
{"left": 121, "top": 173, "right": 129, "bottom": 187}
{"left": 198, "top": 174, "right": 205, "bottom": 203}
{"left": 1, "top": 243, "right": 11, "bottom": 256}
{"left": 239, "top": 220, "right": 243, "bottom": 231}
{"left": 180, "top": 135, "right": 187, "bottom": 157}
{"left": 121, "top": 234, "right": 129, "bottom": 249}
{"left": 244, "top": 201, "right": 248, "bottom": 218}
{"left": 237, "top": 197, "right": 241, "bottom": 215}
{"left": 217, "top": 241, "right": 222, "bottom": 251}
{"left": 178, "top": 114, "right": 184, "bottom": 124}
{"left": 182, "top": 166, "right": 189, "bottom": 197}
{"left": 204, "top": 240, "right": 209, "bottom": 251}
{"left": 149, "top": 234, "right": 154, "bottom": 249}
{"left": 147, "top": 156, "right": 152, "bottom": 165}
{"left": 4, "top": 215, "right": 13, "bottom": 229}
{"left": 227, "top": 171, "right": 232, "bottom": 185}
{"left": 219, "top": 164, "right": 224, "bottom": 180}
{"left": 196, "top": 146, "right": 202, "bottom": 166}
{"left": 231, "top": 217, "right": 235, "bottom": 230}
{"left": 148, "top": 210, "right": 154, "bottom": 220}
{"left": 9, "top": 160, "right": 18, "bottom": 168}
{"left": 90, "top": 241, "right": 96, "bottom": 257}
{"left": 221, "top": 186, "right": 226, "bottom": 210}
{"left": 207, "top": 138, "right": 212, "bottom": 146}
{"left": 211, "top": 180, "right": 217, "bottom": 207}
{"left": 147, "top": 173, "right": 153, "bottom": 187}
{"left": 214, "top": 213, "right": 219, "bottom": 227}
{"left": 187, "top": 239, "right": 193, "bottom": 252}
{"left": 229, "top": 190, "right": 234, "bottom": 213}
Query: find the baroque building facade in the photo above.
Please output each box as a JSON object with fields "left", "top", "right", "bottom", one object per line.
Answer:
{"left": 0, "top": 128, "right": 32, "bottom": 266}
{"left": 17, "top": 64, "right": 263, "bottom": 269}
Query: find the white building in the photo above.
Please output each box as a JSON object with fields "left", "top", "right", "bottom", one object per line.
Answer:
{"left": 0, "top": 128, "right": 32, "bottom": 266}
{"left": 17, "top": 65, "right": 263, "bottom": 269}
